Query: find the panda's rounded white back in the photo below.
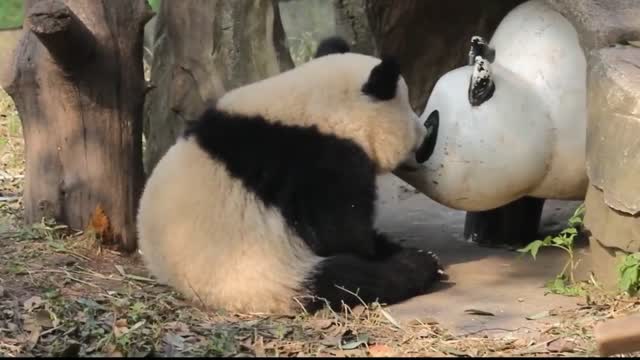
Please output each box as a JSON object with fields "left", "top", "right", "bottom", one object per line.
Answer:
{"left": 216, "top": 53, "right": 425, "bottom": 173}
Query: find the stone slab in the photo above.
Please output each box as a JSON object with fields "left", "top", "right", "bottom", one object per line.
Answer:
{"left": 586, "top": 45, "right": 640, "bottom": 216}
{"left": 545, "top": 0, "right": 640, "bottom": 52}
{"left": 374, "top": 174, "right": 588, "bottom": 335}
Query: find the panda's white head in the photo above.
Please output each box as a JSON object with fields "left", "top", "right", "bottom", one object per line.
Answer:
{"left": 215, "top": 38, "right": 431, "bottom": 174}
{"left": 399, "top": 37, "right": 553, "bottom": 211}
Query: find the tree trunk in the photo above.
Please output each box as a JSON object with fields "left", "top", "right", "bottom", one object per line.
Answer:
{"left": 333, "top": 0, "right": 376, "bottom": 55}
{"left": 143, "top": 0, "right": 294, "bottom": 174}
{"left": 2, "top": 0, "right": 152, "bottom": 252}
{"left": 365, "top": 0, "right": 525, "bottom": 112}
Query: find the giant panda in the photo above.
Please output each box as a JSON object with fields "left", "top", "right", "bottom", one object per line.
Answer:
{"left": 136, "top": 37, "right": 445, "bottom": 315}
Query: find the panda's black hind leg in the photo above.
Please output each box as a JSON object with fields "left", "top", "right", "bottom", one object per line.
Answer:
{"left": 372, "top": 231, "right": 403, "bottom": 260}
{"left": 302, "top": 248, "right": 444, "bottom": 313}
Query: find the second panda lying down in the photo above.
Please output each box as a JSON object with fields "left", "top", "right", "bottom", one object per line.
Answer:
{"left": 136, "top": 36, "right": 445, "bottom": 314}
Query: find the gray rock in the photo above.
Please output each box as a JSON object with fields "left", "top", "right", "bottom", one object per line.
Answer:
{"left": 586, "top": 46, "right": 640, "bottom": 216}
{"left": 545, "top": 0, "right": 640, "bottom": 51}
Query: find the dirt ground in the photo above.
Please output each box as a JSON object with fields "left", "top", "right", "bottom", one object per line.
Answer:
{"left": 2, "top": 88, "right": 640, "bottom": 357}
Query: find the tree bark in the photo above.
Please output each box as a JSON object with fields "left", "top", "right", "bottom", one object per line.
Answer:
{"left": 365, "top": 0, "right": 525, "bottom": 112}
{"left": 143, "top": 0, "right": 294, "bottom": 174}
{"left": 2, "top": 0, "right": 152, "bottom": 252}
{"left": 333, "top": 0, "right": 376, "bottom": 55}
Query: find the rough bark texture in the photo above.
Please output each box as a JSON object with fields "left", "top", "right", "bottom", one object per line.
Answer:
{"left": 2, "top": 0, "right": 152, "bottom": 252}
{"left": 143, "top": 0, "right": 294, "bottom": 174}
{"left": 365, "top": 0, "right": 525, "bottom": 112}
{"left": 333, "top": 0, "right": 376, "bottom": 55}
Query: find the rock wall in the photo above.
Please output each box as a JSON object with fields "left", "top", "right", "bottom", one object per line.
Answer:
{"left": 545, "top": 0, "right": 640, "bottom": 289}
{"left": 583, "top": 45, "right": 640, "bottom": 289}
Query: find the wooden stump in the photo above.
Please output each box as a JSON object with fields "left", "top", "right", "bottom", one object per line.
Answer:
{"left": 2, "top": 0, "right": 153, "bottom": 252}
{"left": 143, "top": 0, "right": 294, "bottom": 174}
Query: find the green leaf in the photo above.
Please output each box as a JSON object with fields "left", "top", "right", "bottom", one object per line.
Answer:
{"left": 568, "top": 203, "right": 586, "bottom": 227}
{"left": 517, "top": 240, "right": 544, "bottom": 260}
{"left": 552, "top": 236, "right": 565, "bottom": 246}
{"left": 619, "top": 264, "right": 639, "bottom": 293}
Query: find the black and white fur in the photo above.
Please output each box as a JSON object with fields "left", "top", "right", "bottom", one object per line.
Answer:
{"left": 136, "top": 37, "right": 444, "bottom": 314}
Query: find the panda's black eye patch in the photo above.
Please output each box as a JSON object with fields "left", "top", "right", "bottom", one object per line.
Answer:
{"left": 415, "top": 110, "right": 439, "bottom": 164}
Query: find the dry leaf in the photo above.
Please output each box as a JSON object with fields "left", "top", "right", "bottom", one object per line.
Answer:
{"left": 129, "top": 320, "right": 146, "bottom": 333}
{"left": 114, "top": 265, "right": 126, "bottom": 277}
{"left": 88, "top": 204, "right": 112, "bottom": 242}
{"left": 379, "top": 308, "right": 402, "bottom": 329}
{"left": 321, "top": 335, "right": 341, "bottom": 347}
{"left": 309, "top": 319, "right": 334, "bottom": 330}
{"left": 113, "top": 318, "right": 129, "bottom": 338}
{"left": 163, "top": 333, "right": 185, "bottom": 351}
{"left": 513, "top": 338, "right": 530, "bottom": 348}
{"left": 165, "top": 321, "right": 191, "bottom": 335}
{"left": 23, "top": 296, "right": 43, "bottom": 311}
{"left": 330, "top": 349, "right": 366, "bottom": 357}
{"left": 414, "top": 329, "right": 435, "bottom": 339}
{"left": 253, "top": 335, "right": 266, "bottom": 357}
{"left": 350, "top": 305, "right": 365, "bottom": 318}
{"left": 368, "top": 344, "right": 396, "bottom": 357}
{"left": 34, "top": 309, "right": 53, "bottom": 328}
{"left": 464, "top": 309, "right": 495, "bottom": 316}
{"left": 547, "top": 338, "right": 575, "bottom": 353}
{"left": 526, "top": 310, "right": 550, "bottom": 320}
{"left": 408, "top": 317, "right": 439, "bottom": 326}
{"left": 22, "top": 316, "right": 42, "bottom": 350}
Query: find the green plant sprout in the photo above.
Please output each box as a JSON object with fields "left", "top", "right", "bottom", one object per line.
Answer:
{"left": 518, "top": 203, "right": 586, "bottom": 296}
{"left": 617, "top": 252, "right": 640, "bottom": 296}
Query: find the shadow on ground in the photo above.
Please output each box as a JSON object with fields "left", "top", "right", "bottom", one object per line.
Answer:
{"left": 373, "top": 174, "right": 590, "bottom": 336}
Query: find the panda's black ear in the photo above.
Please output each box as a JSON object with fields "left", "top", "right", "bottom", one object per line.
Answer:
{"left": 468, "top": 36, "right": 495, "bottom": 65}
{"left": 314, "top": 36, "right": 351, "bottom": 58}
{"left": 362, "top": 56, "right": 400, "bottom": 101}
{"left": 468, "top": 56, "right": 495, "bottom": 106}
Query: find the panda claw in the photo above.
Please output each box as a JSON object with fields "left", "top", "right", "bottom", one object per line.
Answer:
{"left": 426, "top": 250, "right": 444, "bottom": 274}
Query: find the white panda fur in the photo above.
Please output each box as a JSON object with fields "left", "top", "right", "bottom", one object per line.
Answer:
{"left": 136, "top": 37, "right": 444, "bottom": 314}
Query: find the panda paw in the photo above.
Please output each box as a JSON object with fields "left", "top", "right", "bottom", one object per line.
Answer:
{"left": 417, "top": 249, "right": 447, "bottom": 280}
{"left": 395, "top": 248, "right": 447, "bottom": 285}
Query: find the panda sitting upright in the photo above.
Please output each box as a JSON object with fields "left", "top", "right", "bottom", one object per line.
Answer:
{"left": 136, "top": 36, "right": 444, "bottom": 314}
